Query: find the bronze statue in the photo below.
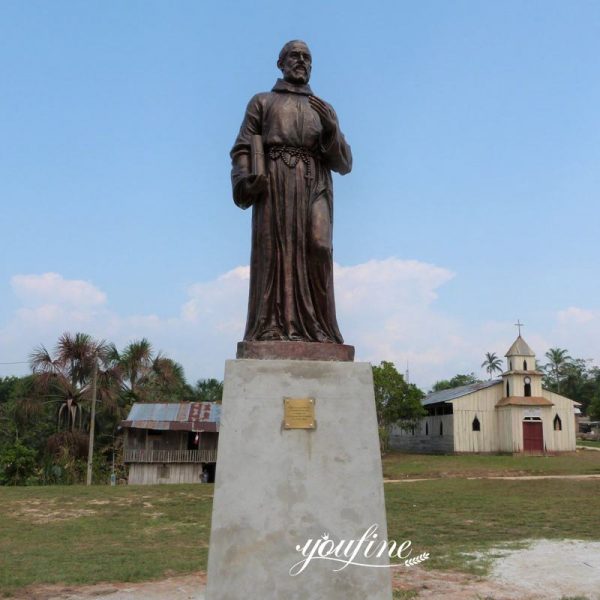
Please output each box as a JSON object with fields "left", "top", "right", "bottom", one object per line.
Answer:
{"left": 231, "top": 40, "right": 352, "bottom": 346}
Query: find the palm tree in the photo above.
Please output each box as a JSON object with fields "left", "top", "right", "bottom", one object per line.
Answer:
{"left": 109, "top": 338, "right": 188, "bottom": 405}
{"left": 194, "top": 378, "right": 224, "bottom": 403}
{"left": 481, "top": 352, "right": 503, "bottom": 380}
{"left": 544, "top": 347, "right": 572, "bottom": 393}
{"left": 28, "top": 333, "right": 115, "bottom": 430}
{"left": 27, "top": 332, "right": 119, "bottom": 485}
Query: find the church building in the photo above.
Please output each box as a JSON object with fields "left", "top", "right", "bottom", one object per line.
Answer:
{"left": 390, "top": 335, "right": 579, "bottom": 454}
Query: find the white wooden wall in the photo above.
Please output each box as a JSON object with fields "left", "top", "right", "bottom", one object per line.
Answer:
{"left": 543, "top": 391, "right": 578, "bottom": 451}
{"left": 496, "top": 407, "right": 516, "bottom": 452}
{"left": 452, "top": 384, "right": 503, "bottom": 452}
{"left": 454, "top": 387, "right": 577, "bottom": 453}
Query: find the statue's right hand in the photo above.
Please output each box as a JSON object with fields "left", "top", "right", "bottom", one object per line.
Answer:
{"left": 245, "top": 174, "right": 268, "bottom": 198}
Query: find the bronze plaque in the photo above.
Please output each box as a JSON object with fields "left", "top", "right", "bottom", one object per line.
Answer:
{"left": 283, "top": 397, "right": 316, "bottom": 430}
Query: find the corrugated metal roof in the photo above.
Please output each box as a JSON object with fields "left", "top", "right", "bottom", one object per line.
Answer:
{"left": 128, "top": 403, "right": 182, "bottom": 422}
{"left": 505, "top": 335, "right": 536, "bottom": 357}
{"left": 423, "top": 379, "right": 501, "bottom": 406}
{"left": 121, "top": 402, "right": 221, "bottom": 432}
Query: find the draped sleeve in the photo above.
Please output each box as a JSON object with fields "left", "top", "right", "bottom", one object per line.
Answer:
{"left": 230, "top": 94, "right": 265, "bottom": 209}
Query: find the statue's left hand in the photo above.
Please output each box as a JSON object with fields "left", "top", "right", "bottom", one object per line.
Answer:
{"left": 309, "top": 96, "right": 337, "bottom": 134}
{"left": 245, "top": 174, "right": 268, "bottom": 197}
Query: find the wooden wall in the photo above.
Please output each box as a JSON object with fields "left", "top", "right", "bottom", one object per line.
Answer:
{"left": 390, "top": 415, "right": 454, "bottom": 453}
{"left": 125, "top": 429, "right": 219, "bottom": 452}
{"left": 543, "top": 391, "right": 578, "bottom": 452}
{"left": 453, "top": 387, "right": 577, "bottom": 453}
{"left": 128, "top": 462, "right": 204, "bottom": 485}
{"left": 452, "top": 384, "right": 503, "bottom": 453}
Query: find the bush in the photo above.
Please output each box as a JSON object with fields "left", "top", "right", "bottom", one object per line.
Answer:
{"left": 0, "top": 441, "right": 37, "bottom": 485}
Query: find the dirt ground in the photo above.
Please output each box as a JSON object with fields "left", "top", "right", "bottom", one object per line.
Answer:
{"left": 12, "top": 574, "right": 207, "bottom": 600}
{"left": 393, "top": 539, "right": 600, "bottom": 599}
{"left": 13, "top": 539, "right": 600, "bottom": 600}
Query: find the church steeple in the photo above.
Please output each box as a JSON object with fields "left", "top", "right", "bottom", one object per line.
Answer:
{"left": 502, "top": 331, "right": 543, "bottom": 398}
{"left": 505, "top": 335, "right": 535, "bottom": 369}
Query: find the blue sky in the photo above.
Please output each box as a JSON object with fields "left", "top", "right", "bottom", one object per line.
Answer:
{"left": 1, "top": 1, "right": 599, "bottom": 389}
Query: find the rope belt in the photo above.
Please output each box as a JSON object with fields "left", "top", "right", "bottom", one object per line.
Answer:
{"left": 268, "top": 145, "right": 316, "bottom": 181}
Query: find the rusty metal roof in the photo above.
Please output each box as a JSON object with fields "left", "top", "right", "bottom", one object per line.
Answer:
{"left": 121, "top": 402, "right": 221, "bottom": 432}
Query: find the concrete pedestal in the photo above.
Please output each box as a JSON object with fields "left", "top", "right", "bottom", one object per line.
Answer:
{"left": 205, "top": 359, "right": 393, "bottom": 600}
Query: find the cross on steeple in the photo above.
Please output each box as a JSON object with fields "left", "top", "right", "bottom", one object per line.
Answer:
{"left": 514, "top": 320, "right": 524, "bottom": 336}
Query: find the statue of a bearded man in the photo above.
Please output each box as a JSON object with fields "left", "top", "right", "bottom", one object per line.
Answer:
{"left": 231, "top": 40, "right": 352, "bottom": 351}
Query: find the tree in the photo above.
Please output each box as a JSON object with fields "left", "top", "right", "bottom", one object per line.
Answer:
{"left": 481, "top": 352, "right": 503, "bottom": 380}
{"left": 0, "top": 376, "right": 54, "bottom": 463}
{"left": 0, "top": 377, "right": 26, "bottom": 446}
{"left": 543, "top": 348, "right": 572, "bottom": 393}
{"left": 25, "top": 332, "right": 119, "bottom": 485}
{"left": 589, "top": 386, "right": 600, "bottom": 421}
{"left": 108, "top": 338, "right": 188, "bottom": 406}
{"left": 26, "top": 333, "right": 113, "bottom": 430}
{"left": 0, "top": 441, "right": 37, "bottom": 485}
{"left": 193, "top": 378, "right": 223, "bottom": 403}
{"left": 431, "top": 373, "right": 480, "bottom": 393}
{"left": 372, "top": 361, "right": 425, "bottom": 454}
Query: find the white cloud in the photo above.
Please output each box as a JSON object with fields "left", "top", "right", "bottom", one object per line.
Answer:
{"left": 2, "top": 265, "right": 598, "bottom": 388}
{"left": 181, "top": 266, "right": 248, "bottom": 328}
{"left": 11, "top": 273, "right": 106, "bottom": 307}
{"left": 333, "top": 258, "right": 464, "bottom": 385}
{"left": 1, "top": 260, "right": 462, "bottom": 387}
{"left": 335, "top": 258, "right": 453, "bottom": 315}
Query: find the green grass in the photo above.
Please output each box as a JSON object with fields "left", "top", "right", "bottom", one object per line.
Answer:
{"left": 385, "top": 478, "right": 600, "bottom": 574}
{"left": 577, "top": 439, "right": 600, "bottom": 448}
{"left": 2, "top": 453, "right": 600, "bottom": 595}
{"left": 382, "top": 450, "right": 600, "bottom": 479}
{"left": 0, "top": 485, "right": 213, "bottom": 596}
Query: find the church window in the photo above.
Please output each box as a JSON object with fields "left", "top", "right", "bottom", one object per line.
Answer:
{"left": 472, "top": 416, "right": 481, "bottom": 431}
{"left": 506, "top": 381, "right": 510, "bottom": 396}
{"left": 440, "top": 422, "right": 443, "bottom": 436}
{"left": 553, "top": 414, "right": 562, "bottom": 431}
{"left": 524, "top": 376, "right": 531, "bottom": 397}
{"left": 523, "top": 360, "right": 528, "bottom": 370}
{"left": 425, "top": 422, "right": 429, "bottom": 436}
{"left": 509, "top": 360, "right": 512, "bottom": 370}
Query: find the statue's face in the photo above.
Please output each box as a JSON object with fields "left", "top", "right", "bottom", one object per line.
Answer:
{"left": 279, "top": 42, "right": 312, "bottom": 84}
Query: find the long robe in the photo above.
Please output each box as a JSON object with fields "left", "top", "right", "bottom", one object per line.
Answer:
{"left": 231, "top": 78, "right": 352, "bottom": 343}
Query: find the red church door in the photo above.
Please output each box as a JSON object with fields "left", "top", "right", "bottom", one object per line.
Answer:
{"left": 523, "top": 421, "right": 544, "bottom": 453}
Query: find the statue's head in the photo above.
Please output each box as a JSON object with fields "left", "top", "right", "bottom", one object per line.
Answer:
{"left": 277, "top": 40, "right": 312, "bottom": 84}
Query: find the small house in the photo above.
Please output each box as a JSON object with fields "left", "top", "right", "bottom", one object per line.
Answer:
{"left": 121, "top": 402, "right": 220, "bottom": 484}
{"left": 391, "top": 335, "right": 580, "bottom": 454}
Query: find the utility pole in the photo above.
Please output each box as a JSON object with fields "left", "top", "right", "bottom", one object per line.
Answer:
{"left": 86, "top": 357, "right": 98, "bottom": 486}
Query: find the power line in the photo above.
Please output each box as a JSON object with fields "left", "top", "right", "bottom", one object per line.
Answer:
{"left": 0, "top": 361, "right": 29, "bottom": 365}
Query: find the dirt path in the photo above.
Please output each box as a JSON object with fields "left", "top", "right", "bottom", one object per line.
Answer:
{"left": 11, "top": 574, "right": 206, "bottom": 600}
{"left": 577, "top": 444, "right": 600, "bottom": 451}
{"left": 14, "top": 539, "right": 600, "bottom": 599}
